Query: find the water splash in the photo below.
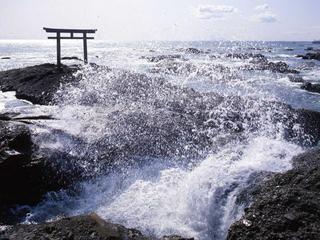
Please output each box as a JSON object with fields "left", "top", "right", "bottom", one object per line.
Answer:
{"left": 16, "top": 43, "right": 316, "bottom": 239}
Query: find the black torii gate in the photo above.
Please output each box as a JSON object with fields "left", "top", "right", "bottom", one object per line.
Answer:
{"left": 43, "top": 27, "right": 97, "bottom": 68}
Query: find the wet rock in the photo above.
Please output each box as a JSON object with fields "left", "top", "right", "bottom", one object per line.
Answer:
{"left": 284, "top": 48, "right": 294, "bottom": 51}
{"left": 305, "top": 47, "right": 314, "bottom": 51}
{"left": 244, "top": 61, "right": 299, "bottom": 74}
{"left": 0, "top": 121, "right": 36, "bottom": 205}
{"left": 61, "top": 56, "right": 83, "bottom": 61}
{"left": 297, "top": 52, "right": 320, "bottom": 61}
{"left": 248, "top": 47, "right": 263, "bottom": 51}
{"left": 0, "top": 120, "right": 75, "bottom": 224}
{"left": 141, "top": 55, "right": 184, "bottom": 63}
{"left": 0, "top": 64, "right": 79, "bottom": 105}
{"left": 226, "top": 53, "right": 267, "bottom": 62}
{"left": 1, "top": 213, "right": 148, "bottom": 240}
{"left": 231, "top": 53, "right": 299, "bottom": 74}
{"left": 248, "top": 54, "right": 268, "bottom": 65}
{"left": 227, "top": 148, "right": 320, "bottom": 240}
{"left": 296, "top": 61, "right": 316, "bottom": 71}
{"left": 185, "top": 48, "right": 202, "bottom": 54}
{"left": 1, "top": 57, "right": 11, "bottom": 60}
{"left": 292, "top": 108, "right": 320, "bottom": 146}
{"left": 301, "top": 82, "right": 320, "bottom": 94}
{"left": 264, "top": 61, "right": 299, "bottom": 74}
{"left": 287, "top": 74, "right": 304, "bottom": 83}
{"left": 226, "top": 53, "right": 299, "bottom": 74}
{"left": 1, "top": 213, "right": 192, "bottom": 240}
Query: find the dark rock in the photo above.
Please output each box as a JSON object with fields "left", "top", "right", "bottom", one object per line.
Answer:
{"left": 292, "top": 108, "right": 320, "bottom": 146}
{"left": 0, "top": 64, "right": 79, "bottom": 105}
{"left": 1, "top": 213, "right": 191, "bottom": 240}
{"left": 248, "top": 47, "right": 263, "bottom": 51}
{"left": 301, "top": 82, "right": 320, "bottom": 94}
{"left": 226, "top": 53, "right": 267, "bottom": 63}
{"left": 248, "top": 54, "right": 268, "bottom": 65}
{"left": 227, "top": 148, "right": 320, "bottom": 240}
{"left": 1, "top": 57, "right": 11, "bottom": 60}
{"left": 244, "top": 61, "right": 299, "bottom": 74}
{"left": 288, "top": 74, "right": 304, "bottom": 83}
{"left": 141, "top": 55, "right": 183, "bottom": 63}
{"left": 284, "top": 48, "right": 294, "bottom": 51}
{"left": 61, "top": 56, "right": 83, "bottom": 61}
{"left": 264, "top": 61, "right": 299, "bottom": 74}
{"left": 0, "top": 121, "right": 36, "bottom": 206}
{"left": 297, "top": 52, "right": 320, "bottom": 61}
{"left": 185, "top": 48, "right": 202, "bottom": 54}
{"left": 1, "top": 214, "right": 148, "bottom": 240}
{"left": 231, "top": 54, "right": 299, "bottom": 74}
{"left": 0, "top": 120, "right": 75, "bottom": 224}
{"left": 305, "top": 47, "right": 314, "bottom": 51}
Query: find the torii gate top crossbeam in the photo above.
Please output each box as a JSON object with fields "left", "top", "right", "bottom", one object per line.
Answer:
{"left": 43, "top": 28, "right": 97, "bottom": 34}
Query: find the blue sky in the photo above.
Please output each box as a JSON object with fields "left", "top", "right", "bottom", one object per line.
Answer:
{"left": 0, "top": 0, "right": 320, "bottom": 41}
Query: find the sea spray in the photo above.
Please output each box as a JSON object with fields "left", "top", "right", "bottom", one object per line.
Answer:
{"left": 22, "top": 61, "right": 309, "bottom": 240}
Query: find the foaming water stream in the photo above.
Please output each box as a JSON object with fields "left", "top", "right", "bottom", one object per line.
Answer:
{"left": 25, "top": 136, "right": 302, "bottom": 240}
{"left": 96, "top": 137, "right": 302, "bottom": 239}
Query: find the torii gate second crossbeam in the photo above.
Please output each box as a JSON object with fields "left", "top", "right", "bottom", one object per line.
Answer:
{"left": 43, "top": 27, "right": 97, "bottom": 68}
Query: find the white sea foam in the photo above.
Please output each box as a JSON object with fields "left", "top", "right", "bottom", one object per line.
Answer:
{"left": 24, "top": 133, "right": 303, "bottom": 240}
{"left": 91, "top": 137, "right": 302, "bottom": 239}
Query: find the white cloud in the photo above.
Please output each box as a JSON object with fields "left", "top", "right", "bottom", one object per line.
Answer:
{"left": 255, "top": 12, "right": 277, "bottom": 23}
{"left": 255, "top": 4, "right": 270, "bottom": 11}
{"left": 252, "top": 4, "right": 277, "bottom": 23}
{"left": 194, "top": 5, "right": 238, "bottom": 20}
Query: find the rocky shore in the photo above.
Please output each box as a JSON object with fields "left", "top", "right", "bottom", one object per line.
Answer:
{"left": 0, "top": 61, "right": 320, "bottom": 239}
{"left": 0, "top": 64, "right": 78, "bottom": 105}
{"left": 227, "top": 148, "right": 320, "bottom": 240}
{"left": 1, "top": 213, "right": 192, "bottom": 240}
{"left": 297, "top": 51, "right": 320, "bottom": 61}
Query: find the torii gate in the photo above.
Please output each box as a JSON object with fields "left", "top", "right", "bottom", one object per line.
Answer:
{"left": 43, "top": 27, "right": 97, "bottom": 68}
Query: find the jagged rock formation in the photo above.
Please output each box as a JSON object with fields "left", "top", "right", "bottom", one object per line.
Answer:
{"left": 228, "top": 148, "right": 320, "bottom": 240}
{"left": 1, "top": 213, "right": 194, "bottom": 240}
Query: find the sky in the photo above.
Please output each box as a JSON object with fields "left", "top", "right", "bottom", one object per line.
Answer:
{"left": 0, "top": 0, "right": 320, "bottom": 41}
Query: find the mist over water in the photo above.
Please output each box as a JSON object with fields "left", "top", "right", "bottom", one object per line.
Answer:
{"left": 1, "top": 41, "right": 319, "bottom": 239}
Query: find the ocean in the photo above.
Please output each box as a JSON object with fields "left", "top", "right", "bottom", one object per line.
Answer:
{"left": 0, "top": 40, "right": 319, "bottom": 239}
